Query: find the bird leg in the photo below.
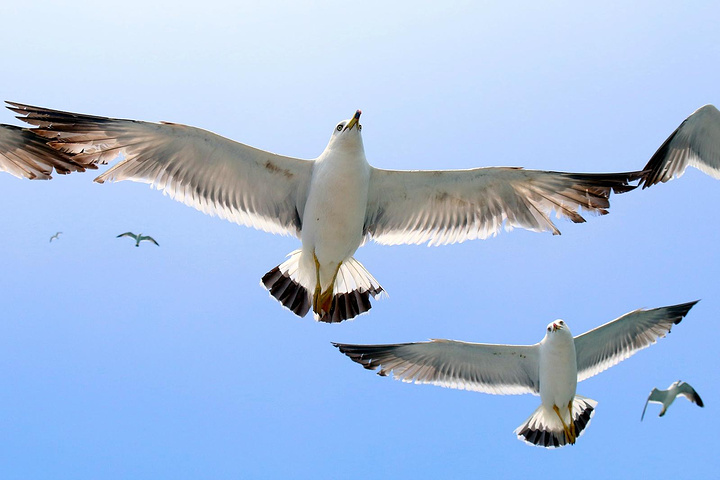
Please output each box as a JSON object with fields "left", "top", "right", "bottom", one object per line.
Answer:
{"left": 568, "top": 400, "right": 576, "bottom": 440}
{"left": 312, "top": 252, "right": 342, "bottom": 317}
{"left": 553, "top": 404, "right": 575, "bottom": 444}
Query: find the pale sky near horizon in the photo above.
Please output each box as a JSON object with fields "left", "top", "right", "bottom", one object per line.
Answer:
{"left": 1, "top": 1, "right": 719, "bottom": 478}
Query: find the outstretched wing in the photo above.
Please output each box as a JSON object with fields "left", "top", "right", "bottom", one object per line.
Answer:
{"left": 364, "top": 166, "right": 641, "bottom": 246}
{"left": 641, "top": 388, "right": 666, "bottom": 421}
{"left": 333, "top": 339, "right": 539, "bottom": 395}
{"left": 575, "top": 301, "right": 698, "bottom": 382}
{"left": 8, "top": 102, "right": 314, "bottom": 237}
{"left": 116, "top": 232, "right": 136, "bottom": 239}
{"left": 0, "top": 124, "right": 91, "bottom": 179}
{"left": 140, "top": 235, "right": 160, "bottom": 246}
{"left": 641, "top": 105, "right": 720, "bottom": 188}
{"left": 677, "top": 382, "right": 704, "bottom": 407}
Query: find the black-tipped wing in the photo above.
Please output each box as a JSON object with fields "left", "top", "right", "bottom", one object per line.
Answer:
{"left": 641, "top": 105, "right": 720, "bottom": 188}
{"left": 0, "top": 124, "right": 91, "bottom": 180}
{"left": 334, "top": 339, "right": 540, "bottom": 395}
{"left": 575, "top": 301, "right": 698, "bottom": 382}
{"left": 364, "top": 167, "right": 641, "bottom": 246}
{"left": 116, "top": 232, "right": 137, "bottom": 239}
{"left": 677, "top": 381, "right": 704, "bottom": 407}
{"left": 140, "top": 235, "right": 160, "bottom": 246}
{"left": 8, "top": 102, "right": 313, "bottom": 237}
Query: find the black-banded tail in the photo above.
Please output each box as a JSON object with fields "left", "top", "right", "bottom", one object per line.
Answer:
{"left": 261, "top": 250, "right": 385, "bottom": 323}
{"left": 514, "top": 395, "right": 597, "bottom": 448}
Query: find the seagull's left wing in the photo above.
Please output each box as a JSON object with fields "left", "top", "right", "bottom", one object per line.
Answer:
{"left": 641, "top": 388, "right": 664, "bottom": 421}
{"left": 141, "top": 236, "right": 160, "bottom": 246}
{"left": 8, "top": 102, "right": 313, "bottom": 238}
{"left": 641, "top": 105, "right": 720, "bottom": 188}
{"left": 575, "top": 301, "right": 698, "bottom": 382}
{"left": 364, "top": 167, "right": 641, "bottom": 246}
{"left": 0, "top": 124, "right": 91, "bottom": 179}
{"left": 334, "top": 339, "right": 539, "bottom": 395}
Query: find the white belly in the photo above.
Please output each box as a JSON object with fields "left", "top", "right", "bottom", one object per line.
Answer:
{"left": 539, "top": 334, "right": 578, "bottom": 411}
{"left": 300, "top": 154, "right": 370, "bottom": 290}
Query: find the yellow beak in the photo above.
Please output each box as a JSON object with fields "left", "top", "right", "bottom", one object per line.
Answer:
{"left": 343, "top": 110, "right": 362, "bottom": 131}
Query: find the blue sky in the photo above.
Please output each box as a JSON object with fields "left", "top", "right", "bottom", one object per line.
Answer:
{"left": 1, "top": 1, "right": 718, "bottom": 478}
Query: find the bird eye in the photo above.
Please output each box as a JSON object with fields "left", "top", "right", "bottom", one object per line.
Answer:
{"left": 336, "top": 124, "right": 343, "bottom": 131}
{"left": 358, "top": 124, "right": 362, "bottom": 131}
{"left": 559, "top": 321, "right": 564, "bottom": 325}
{"left": 547, "top": 326, "right": 551, "bottom": 332}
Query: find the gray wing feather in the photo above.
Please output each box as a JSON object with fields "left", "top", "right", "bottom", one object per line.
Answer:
{"left": 364, "top": 166, "right": 641, "bottom": 246}
{"left": 677, "top": 382, "right": 704, "bottom": 407}
{"left": 0, "top": 123, "right": 92, "bottom": 179}
{"left": 8, "top": 102, "right": 313, "bottom": 237}
{"left": 334, "top": 339, "right": 540, "bottom": 395}
{"left": 641, "top": 105, "right": 720, "bottom": 187}
{"left": 575, "top": 301, "right": 698, "bottom": 382}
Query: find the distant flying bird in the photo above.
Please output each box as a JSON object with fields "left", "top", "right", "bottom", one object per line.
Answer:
{"left": 49, "top": 232, "right": 62, "bottom": 242}
{"left": 335, "top": 301, "right": 698, "bottom": 448}
{"left": 117, "top": 232, "right": 159, "bottom": 247}
{"left": 641, "top": 104, "right": 720, "bottom": 188}
{"left": 8, "top": 102, "right": 641, "bottom": 323}
{"left": 0, "top": 124, "right": 92, "bottom": 179}
{"left": 641, "top": 381, "right": 704, "bottom": 420}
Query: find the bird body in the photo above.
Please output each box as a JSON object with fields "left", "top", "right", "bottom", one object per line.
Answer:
{"left": 49, "top": 232, "right": 62, "bottom": 242}
{"left": 8, "top": 102, "right": 642, "bottom": 323}
{"left": 117, "top": 232, "right": 159, "bottom": 247}
{"left": 335, "top": 301, "right": 698, "bottom": 448}
{"left": 641, "top": 381, "right": 704, "bottom": 420}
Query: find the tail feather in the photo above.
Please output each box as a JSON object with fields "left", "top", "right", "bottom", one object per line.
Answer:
{"left": 261, "top": 251, "right": 311, "bottom": 318}
{"left": 261, "top": 251, "right": 384, "bottom": 323}
{"left": 514, "top": 395, "right": 597, "bottom": 448}
{"left": 315, "top": 256, "right": 385, "bottom": 323}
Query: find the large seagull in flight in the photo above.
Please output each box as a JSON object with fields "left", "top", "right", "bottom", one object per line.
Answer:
{"left": 335, "top": 301, "right": 697, "bottom": 447}
{"left": 8, "top": 102, "right": 641, "bottom": 322}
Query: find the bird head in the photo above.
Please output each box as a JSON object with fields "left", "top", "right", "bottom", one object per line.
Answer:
{"left": 546, "top": 320, "right": 567, "bottom": 334}
{"left": 325, "top": 110, "right": 365, "bottom": 154}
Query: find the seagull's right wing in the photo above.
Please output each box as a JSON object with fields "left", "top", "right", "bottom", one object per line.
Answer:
{"left": 333, "top": 339, "right": 539, "bottom": 395}
{"left": 641, "top": 388, "right": 665, "bottom": 421}
{"left": 575, "top": 301, "right": 698, "bottom": 382}
{"left": 0, "top": 124, "right": 91, "bottom": 179}
{"left": 364, "top": 166, "right": 641, "bottom": 246}
{"left": 116, "top": 232, "right": 135, "bottom": 239}
{"left": 677, "top": 382, "right": 704, "bottom": 407}
{"left": 142, "top": 236, "right": 160, "bottom": 246}
{"left": 8, "top": 102, "right": 314, "bottom": 238}
{"left": 641, "top": 105, "right": 720, "bottom": 188}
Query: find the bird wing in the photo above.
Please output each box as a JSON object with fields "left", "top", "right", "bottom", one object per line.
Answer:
{"left": 641, "top": 388, "right": 666, "bottom": 421}
{"left": 641, "top": 105, "right": 720, "bottom": 188}
{"left": 0, "top": 124, "right": 92, "bottom": 180}
{"left": 8, "top": 102, "right": 314, "bottom": 238}
{"left": 364, "top": 166, "right": 641, "bottom": 246}
{"left": 116, "top": 232, "right": 136, "bottom": 239}
{"left": 575, "top": 301, "right": 698, "bottom": 382}
{"left": 140, "top": 235, "right": 160, "bottom": 246}
{"left": 333, "top": 339, "right": 539, "bottom": 395}
{"left": 677, "top": 382, "right": 704, "bottom": 407}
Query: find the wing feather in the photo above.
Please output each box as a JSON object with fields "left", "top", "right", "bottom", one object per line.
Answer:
{"left": 575, "top": 301, "right": 698, "bottom": 382}
{"left": 365, "top": 167, "right": 641, "bottom": 246}
{"left": 641, "top": 104, "right": 720, "bottom": 187}
{"left": 8, "top": 102, "right": 313, "bottom": 237}
{"left": 333, "top": 339, "right": 539, "bottom": 395}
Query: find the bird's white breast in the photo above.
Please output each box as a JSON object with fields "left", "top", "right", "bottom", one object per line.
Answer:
{"left": 539, "top": 330, "right": 578, "bottom": 409}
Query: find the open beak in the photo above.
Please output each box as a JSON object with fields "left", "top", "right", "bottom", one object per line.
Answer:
{"left": 343, "top": 110, "right": 362, "bottom": 131}
{"left": 552, "top": 323, "right": 559, "bottom": 332}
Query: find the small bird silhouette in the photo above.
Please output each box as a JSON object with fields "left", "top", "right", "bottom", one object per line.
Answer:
{"left": 49, "top": 232, "right": 62, "bottom": 242}
{"left": 641, "top": 381, "right": 704, "bottom": 420}
{"left": 117, "top": 232, "right": 159, "bottom": 247}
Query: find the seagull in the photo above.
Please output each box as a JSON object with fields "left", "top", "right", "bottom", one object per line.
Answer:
{"left": 641, "top": 104, "right": 720, "bottom": 188}
{"left": 0, "top": 123, "right": 92, "bottom": 179}
{"left": 49, "top": 232, "right": 62, "bottom": 242}
{"left": 8, "top": 102, "right": 641, "bottom": 323}
{"left": 117, "top": 232, "right": 160, "bottom": 247}
{"left": 641, "top": 381, "right": 704, "bottom": 420}
{"left": 334, "top": 300, "right": 698, "bottom": 448}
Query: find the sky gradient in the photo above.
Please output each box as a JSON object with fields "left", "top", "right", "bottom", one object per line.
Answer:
{"left": 1, "top": 1, "right": 719, "bottom": 478}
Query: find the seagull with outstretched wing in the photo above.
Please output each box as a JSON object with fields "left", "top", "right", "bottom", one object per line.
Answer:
{"left": 8, "top": 102, "right": 641, "bottom": 323}
{"left": 641, "top": 381, "right": 704, "bottom": 420}
{"left": 117, "top": 232, "right": 159, "bottom": 247}
{"left": 335, "top": 301, "right": 698, "bottom": 448}
{"left": 0, "top": 124, "right": 92, "bottom": 179}
{"left": 641, "top": 105, "right": 720, "bottom": 188}
{"left": 49, "top": 232, "right": 62, "bottom": 242}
